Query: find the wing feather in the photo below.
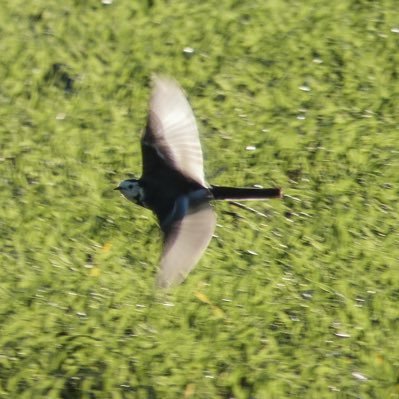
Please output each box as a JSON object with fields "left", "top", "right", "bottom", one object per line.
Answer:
{"left": 156, "top": 204, "right": 216, "bottom": 288}
{"left": 142, "top": 77, "right": 205, "bottom": 185}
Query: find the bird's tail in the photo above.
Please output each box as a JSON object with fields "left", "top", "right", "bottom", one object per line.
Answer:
{"left": 210, "top": 185, "right": 282, "bottom": 201}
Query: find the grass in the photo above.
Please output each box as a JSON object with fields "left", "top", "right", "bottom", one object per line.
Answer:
{"left": 1, "top": 0, "right": 399, "bottom": 398}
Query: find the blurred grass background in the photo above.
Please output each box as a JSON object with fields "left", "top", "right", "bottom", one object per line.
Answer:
{"left": 1, "top": 0, "right": 398, "bottom": 398}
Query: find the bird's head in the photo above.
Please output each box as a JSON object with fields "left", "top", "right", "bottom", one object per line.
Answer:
{"left": 114, "top": 178, "right": 143, "bottom": 205}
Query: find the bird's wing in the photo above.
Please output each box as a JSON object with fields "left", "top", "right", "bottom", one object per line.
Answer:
{"left": 141, "top": 77, "right": 206, "bottom": 185}
{"left": 156, "top": 203, "right": 216, "bottom": 288}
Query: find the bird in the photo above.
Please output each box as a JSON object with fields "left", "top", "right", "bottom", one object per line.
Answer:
{"left": 115, "top": 77, "right": 282, "bottom": 288}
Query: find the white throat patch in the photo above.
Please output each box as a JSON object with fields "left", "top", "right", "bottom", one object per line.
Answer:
{"left": 119, "top": 180, "right": 145, "bottom": 206}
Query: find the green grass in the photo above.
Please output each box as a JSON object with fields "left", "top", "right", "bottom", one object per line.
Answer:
{"left": 1, "top": 0, "right": 399, "bottom": 398}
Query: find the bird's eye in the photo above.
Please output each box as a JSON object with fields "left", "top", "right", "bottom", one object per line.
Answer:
{"left": 128, "top": 184, "right": 133, "bottom": 189}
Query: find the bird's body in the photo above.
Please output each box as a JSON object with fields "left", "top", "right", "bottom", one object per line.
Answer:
{"left": 119, "top": 176, "right": 210, "bottom": 231}
{"left": 116, "top": 77, "right": 282, "bottom": 288}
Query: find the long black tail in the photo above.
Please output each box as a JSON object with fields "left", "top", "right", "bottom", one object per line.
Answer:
{"left": 210, "top": 185, "right": 282, "bottom": 201}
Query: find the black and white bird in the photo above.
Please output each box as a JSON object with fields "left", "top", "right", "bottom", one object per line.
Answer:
{"left": 115, "top": 77, "right": 282, "bottom": 288}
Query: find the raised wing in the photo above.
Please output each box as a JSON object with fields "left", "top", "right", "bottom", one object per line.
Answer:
{"left": 156, "top": 203, "right": 216, "bottom": 288}
{"left": 141, "top": 77, "right": 206, "bottom": 185}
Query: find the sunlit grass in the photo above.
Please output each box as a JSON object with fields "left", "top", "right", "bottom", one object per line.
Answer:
{"left": 0, "top": 1, "right": 398, "bottom": 398}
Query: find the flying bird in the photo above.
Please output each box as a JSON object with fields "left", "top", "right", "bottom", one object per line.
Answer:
{"left": 115, "top": 77, "right": 282, "bottom": 288}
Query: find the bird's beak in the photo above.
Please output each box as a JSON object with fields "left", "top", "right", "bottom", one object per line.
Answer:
{"left": 114, "top": 186, "right": 121, "bottom": 191}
